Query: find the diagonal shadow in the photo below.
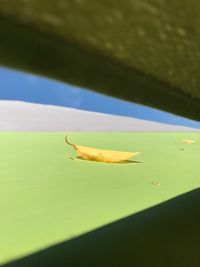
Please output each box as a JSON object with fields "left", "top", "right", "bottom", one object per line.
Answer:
{"left": 2, "top": 188, "right": 200, "bottom": 267}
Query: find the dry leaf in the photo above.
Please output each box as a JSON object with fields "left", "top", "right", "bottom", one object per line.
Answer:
{"left": 181, "top": 139, "right": 196, "bottom": 144}
{"left": 65, "top": 136, "right": 140, "bottom": 163}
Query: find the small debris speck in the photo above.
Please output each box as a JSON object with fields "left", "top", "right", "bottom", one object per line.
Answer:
{"left": 151, "top": 181, "right": 161, "bottom": 186}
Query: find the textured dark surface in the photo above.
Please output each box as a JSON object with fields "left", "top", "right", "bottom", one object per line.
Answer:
{"left": 1, "top": 1, "right": 200, "bottom": 120}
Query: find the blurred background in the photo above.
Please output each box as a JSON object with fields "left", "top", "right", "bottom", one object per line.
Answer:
{"left": 0, "top": 67, "right": 200, "bottom": 130}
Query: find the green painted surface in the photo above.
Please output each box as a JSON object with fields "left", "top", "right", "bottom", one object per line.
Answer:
{"left": 0, "top": 132, "right": 200, "bottom": 265}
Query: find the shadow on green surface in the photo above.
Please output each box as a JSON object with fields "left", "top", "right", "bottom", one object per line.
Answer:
{"left": 3, "top": 188, "right": 200, "bottom": 267}
{"left": 70, "top": 156, "right": 142, "bottom": 164}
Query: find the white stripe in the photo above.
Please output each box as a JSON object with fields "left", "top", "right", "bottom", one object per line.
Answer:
{"left": 0, "top": 100, "right": 199, "bottom": 132}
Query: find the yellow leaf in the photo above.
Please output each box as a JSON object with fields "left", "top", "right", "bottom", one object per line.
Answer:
{"left": 65, "top": 136, "right": 140, "bottom": 163}
{"left": 181, "top": 139, "right": 196, "bottom": 144}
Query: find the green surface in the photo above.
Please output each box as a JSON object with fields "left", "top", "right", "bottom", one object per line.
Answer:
{"left": 1, "top": 1, "right": 200, "bottom": 120}
{"left": 0, "top": 132, "right": 200, "bottom": 265}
